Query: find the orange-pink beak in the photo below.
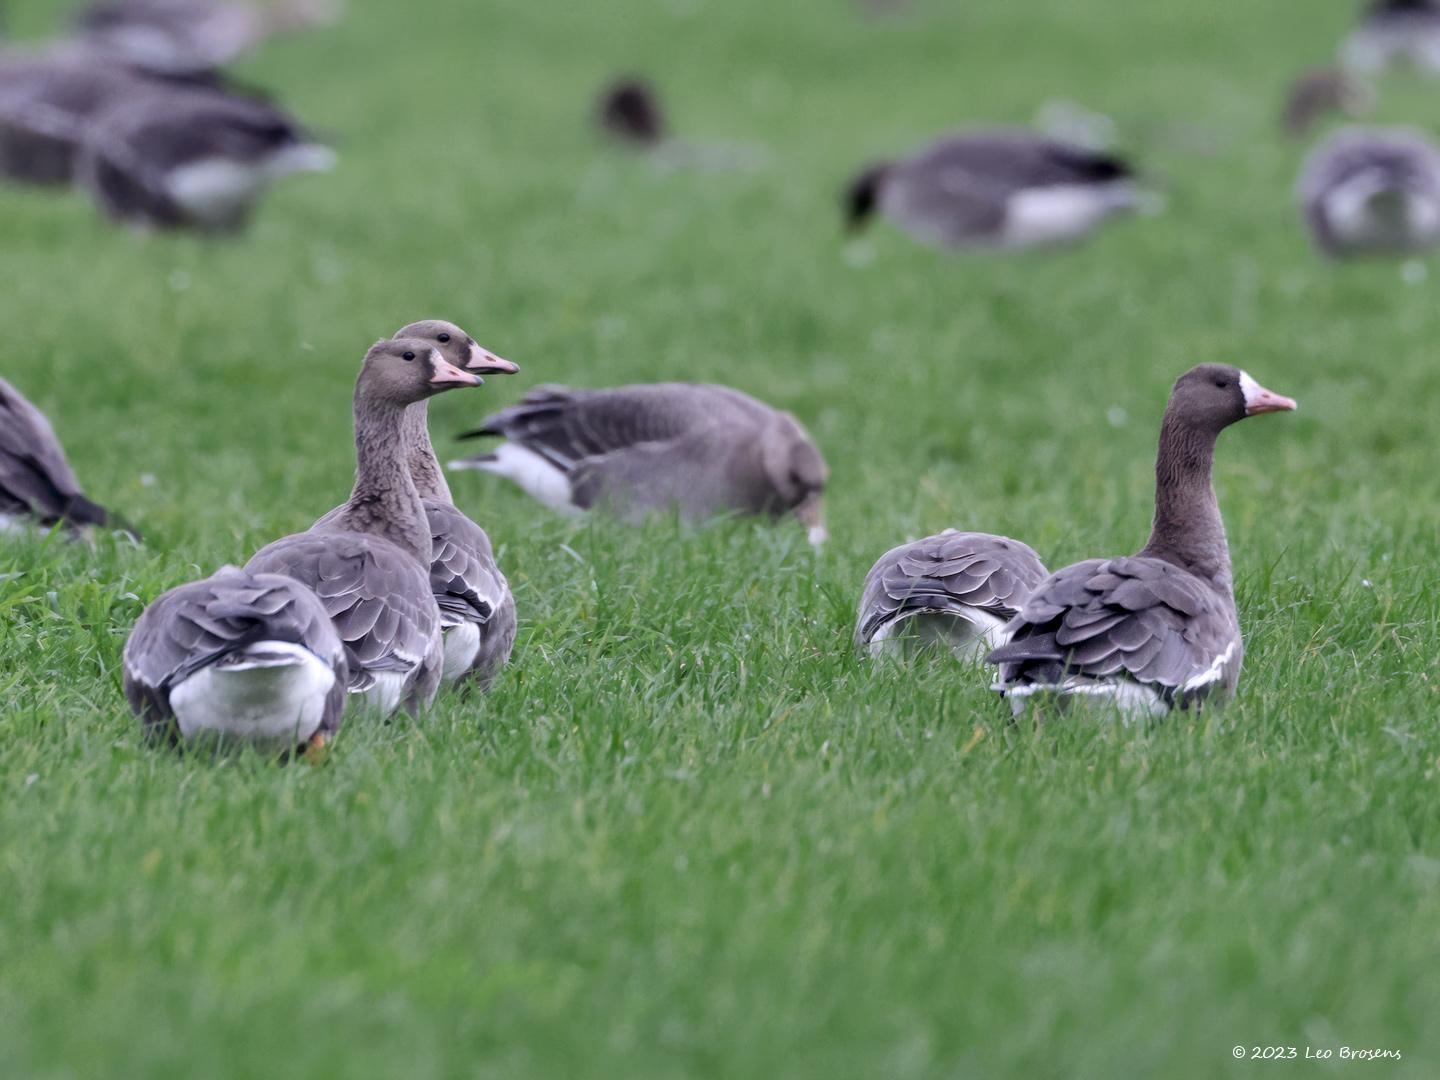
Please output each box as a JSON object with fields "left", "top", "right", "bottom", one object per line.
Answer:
{"left": 1240, "top": 372, "right": 1298, "bottom": 416}
{"left": 430, "top": 359, "right": 482, "bottom": 388}
{"left": 465, "top": 342, "right": 520, "bottom": 376}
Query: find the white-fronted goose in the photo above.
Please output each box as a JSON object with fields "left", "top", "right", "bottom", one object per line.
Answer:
{"left": 315, "top": 320, "right": 520, "bottom": 687}
{"left": 246, "top": 339, "right": 481, "bottom": 716}
{"left": 1281, "top": 68, "right": 1372, "bottom": 138}
{"left": 1, "top": 375, "right": 124, "bottom": 534}
{"left": 855, "top": 531, "right": 1049, "bottom": 660}
{"left": 844, "top": 128, "right": 1146, "bottom": 250}
{"left": 73, "top": 0, "right": 340, "bottom": 74}
{"left": 1342, "top": 0, "right": 1440, "bottom": 76}
{"left": 450, "top": 382, "right": 829, "bottom": 546}
{"left": 74, "top": 85, "right": 332, "bottom": 231}
{"left": 123, "top": 566, "right": 346, "bottom": 754}
{"left": 1297, "top": 126, "right": 1440, "bottom": 257}
{"left": 988, "top": 365, "right": 1296, "bottom": 719}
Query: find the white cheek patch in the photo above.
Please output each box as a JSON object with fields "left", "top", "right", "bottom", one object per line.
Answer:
{"left": 1238, "top": 370, "right": 1263, "bottom": 411}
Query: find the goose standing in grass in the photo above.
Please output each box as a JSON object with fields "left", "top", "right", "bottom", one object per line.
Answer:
{"left": 1, "top": 375, "right": 124, "bottom": 534}
{"left": 988, "top": 365, "right": 1297, "bottom": 720}
{"left": 247, "top": 339, "right": 482, "bottom": 717}
{"left": 1342, "top": 0, "right": 1440, "bottom": 76}
{"left": 844, "top": 128, "right": 1147, "bottom": 250}
{"left": 855, "top": 531, "right": 1048, "bottom": 660}
{"left": 74, "top": 85, "right": 333, "bottom": 231}
{"left": 316, "top": 321, "right": 520, "bottom": 688}
{"left": 1297, "top": 127, "right": 1440, "bottom": 257}
{"left": 450, "top": 383, "right": 829, "bottom": 546}
{"left": 123, "top": 567, "right": 347, "bottom": 754}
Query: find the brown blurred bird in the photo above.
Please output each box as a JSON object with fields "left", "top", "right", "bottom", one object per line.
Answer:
{"left": 1281, "top": 67, "right": 1373, "bottom": 138}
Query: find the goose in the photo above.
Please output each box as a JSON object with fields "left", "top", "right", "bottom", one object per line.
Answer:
{"left": 450, "top": 383, "right": 829, "bottom": 546}
{"left": 315, "top": 320, "right": 520, "bottom": 687}
{"left": 123, "top": 566, "right": 347, "bottom": 754}
{"left": 73, "top": 84, "right": 333, "bottom": 231}
{"left": 246, "top": 338, "right": 482, "bottom": 716}
{"left": 1342, "top": 0, "right": 1440, "bottom": 77}
{"left": 855, "top": 531, "right": 1049, "bottom": 661}
{"left": 988, "top": 365, "right": 1297, "bottom": 720}
{"left": 1297, "top": 126, "right": 1440, "bottom": 257}
{"left": 844, "top": 128, "right": 1146, "bottom": 250}
{"left": 1281, "top": 68, "right": 1373, "bottom": 138}
{"left": 73, "top": 0, "right": 340, "bottom": 75}
{"left": 1, "top": 375, "right": 125, "bottom": 535}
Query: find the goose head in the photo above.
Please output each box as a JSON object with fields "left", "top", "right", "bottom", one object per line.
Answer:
{"left": 360, "top": 338, "right": 481, "bottom": 405}
{"left": 393, "top": 320, "right": 519, "bottom": 381}
{"left": 762, "top": 415, "right": 830, "bottom": 547}
{"left": 1168, "top": 364, "right": 1297, "bottom": 433}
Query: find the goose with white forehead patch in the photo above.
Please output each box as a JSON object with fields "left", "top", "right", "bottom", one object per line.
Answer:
{"left": 247, "top": 338, "right": 484, "bottom": 717}
{"left": 844, "top": 128, "right": 1148, "bottom": 250}
{"left": 1297, "top": 126, "right": 1440, "bottom": 258}
{"left": 450, "top": 383, "right": 829, "bottom": 547}
{"left": 123, "top": 567, "right": 347, "bottom": 755}
{"left": 315, "top": 321, "right": 520, "bottom": 688}
{"left": 988, "top": 365, "right": 1297, "bottom": 720}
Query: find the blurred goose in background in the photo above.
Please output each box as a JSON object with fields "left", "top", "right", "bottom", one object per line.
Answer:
{"left": 1297, "top": 126, "right": 1440, "bottom": 257}
{"left": 123, "top": 567, "right": 347, "bottom": 754}
{"left": 988, "top": 366, "right": 1297, "bottom": 720}
{"left": 1342, "top": 0, "right": 1440, "bottom": 76}
{"left": 1, "top": 375, "right": 126, "bottom": 535}
{"left": 247, "top": 339, "right": 482, "bottom": 717}
{"left": 844, "top": 128, "right": 1147, "bottom": 250}
{"left": 855, "top": 531, "right": 1049, "bottom": 661}
{"left": 452, "top": 383, "right": 829, "bottom": 546}
{"left": 315, "top": 321, "right": 520, "bottom": 688}
{"left": 73, "top": 0, "right": 341, "bottom": 74}
{"left": 73, "top": 85, "right": 333, "bottom": 230}
{"left": 595, "top": 76, "right": 666, "bottom": 148}
{"left": 1281, "top": 67, "right": 1373, "bottom": 138}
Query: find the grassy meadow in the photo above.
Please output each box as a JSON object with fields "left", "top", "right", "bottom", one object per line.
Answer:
{"left": 2, "top": 0, "right": 1439, "bottom": 1075}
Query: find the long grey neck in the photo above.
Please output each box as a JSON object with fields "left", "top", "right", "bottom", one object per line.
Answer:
{"left": 330, "top": 392, "right": 431, "bottom": 563}
{"left": 1137, "top": 411, "right": 1232, "bottom": 593}
{"left": 404, "top": 401, "right": 453, "bottom": 505}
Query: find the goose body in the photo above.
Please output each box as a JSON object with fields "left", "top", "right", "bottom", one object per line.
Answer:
{"left": 845, "top": 128, "right": 1144, "bottom": 250}
{"left": 989, "top": 366, "right": 1297, "bottom": 720}
{"left": 451, "top": 382, "right": 829, "bottom": 545}
{"left": 855, "top": 530, "right": 1048, "bottom": 661}
{"left": 0, "top": 375, "right": 119, "bottom": 533}
{"left": 1343, "top": 0, "right": 1440, "bottom": 76}
{"left": 1298, "top": 127, "right": 1440, "bottom": 257}
{"left": 123, "top": 567, "right": 347, "bottom": 752}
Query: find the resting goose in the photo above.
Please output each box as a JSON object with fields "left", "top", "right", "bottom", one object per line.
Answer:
{"left": 450, "top": 383, "right": 829, "bottom": 546}
{"left": 988, "top": 365, "right": 1296, "bottom": 720}
{"left": 123, "top": 567, "right": 346, "bottom": 754}
{"left": 855, "top": 531, "right": 1049, "bottom": 660}
{"left": 1297, "top": 126, "right": 1440, "bottom": 257}
{"left": 315, "top": 320, "right": 520, "bottom": 687}
{"left": 1342, "top": 0, "right": 1440, "bottom": 77}
{"left": 73, "top": 0, "right": 340, "bottom": 75}
{"left": 74, "top": 85, "right": 333, "bottom": 231}
{"left": 844, "top": 128, "right": 1146, "bottom": 250}
{"left": 246, "top": 338, "right": 481, "bottom": 717}
{"left": 1, "top": 375, "right": 124, "bottom": 534}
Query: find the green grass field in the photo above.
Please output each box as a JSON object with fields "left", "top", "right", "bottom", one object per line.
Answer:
{"left": 3, "top": 0, "right": 1439, "bottom": 1075}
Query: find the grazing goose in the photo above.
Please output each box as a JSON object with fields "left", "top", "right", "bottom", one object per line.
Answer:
{"left": 988, "top": 365, "right": 1296, "bottom": 720}
{"left": 844, "top": 128, "right": 1145, "bottom": 250}
{"left": 1281, "top": 68, "right": 1372, "bottom": 138}
{"left": 74, "top": 85, "right": 333, "bottom": 231}
{"left": 123, "top": 567, "right": 347, "bottom": 754}
{"left": 1297, "top": 126, "right": 1440, "bottom": 257}
{"left": 247, "top": 339, "right": 482, "bottom": 716}
{"left": 74, "top": 0, "right": 341, "bottom": 74}
{"left": 1342, "top": 0, "right": 1440, "bottom": 77}
{"left": 1, "top": 375, "right": 123, "bottom": 534}
{"left": 315, "top": 320, "right": 520, "bottom": 687}
{"left": 450, "top": 383, "right": 830, "bottom": 546}
{"left": 855, "top": 531, "right": 1049, "bottom": 660}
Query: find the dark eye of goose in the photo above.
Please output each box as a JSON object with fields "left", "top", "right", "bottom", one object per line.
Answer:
{"left": 403, "top": 351, "right": 416, "bottom": 361}
{"left": 437, "top": 333, "right": 451, "bottom": 343}
{"left": 1213, "top": 377, "right": 1227, "bottom": 389}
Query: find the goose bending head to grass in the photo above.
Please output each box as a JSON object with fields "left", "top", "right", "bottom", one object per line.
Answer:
{"left": 856, "top": 531, "right": 1049, "bottom": 661}
{"left": 1298, "top": 126, "right": 1440, "bottom": 258}
{"left": 450, "top": 382, "right": 829, "bottom": 547}
{"left": 988, "top": 365, "right": 1297, "bottom": 721}
{"left": 844, "top": 128, "right": 1148, "bottom": 250}
{"left": 246, "top": 338, "right": 483, "bottom": 717}
{"left": 1342, "top": 0, "right": 1440, "bottom": 77}
{"left": 123, "top": 567, "right": 347, "bottom": 755}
